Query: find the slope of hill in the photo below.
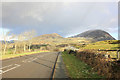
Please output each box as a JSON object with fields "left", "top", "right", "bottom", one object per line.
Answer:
{"left": 33, "top": 33, "right": 91, "bottom": 46}
{"left": 33, "top": 33, "right": 64, "bottom": 45}
{"left": 35, "top": 33, "right": 63, "bottom": 39}
{"left": 71, "top": 30, "right": 115, "bottom": 41}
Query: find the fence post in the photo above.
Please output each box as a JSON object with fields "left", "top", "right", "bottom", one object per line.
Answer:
{"left": 117, "top": 50, "right": 119, "bottom": 60}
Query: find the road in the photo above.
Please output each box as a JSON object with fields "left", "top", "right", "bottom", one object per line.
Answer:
{"left": 0, "top": 52, "right": 59, "bottom": 79}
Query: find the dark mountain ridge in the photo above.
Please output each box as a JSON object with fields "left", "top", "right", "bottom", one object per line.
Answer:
{"left": 71, "top": 29, "right": 116, "bottom": 41}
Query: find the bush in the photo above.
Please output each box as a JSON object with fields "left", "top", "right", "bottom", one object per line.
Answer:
{"left": 64, "top": 49, "right": 120, "bottom": 78}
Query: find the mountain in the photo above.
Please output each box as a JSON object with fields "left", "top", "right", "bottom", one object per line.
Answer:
{"left": 71, "top": 30, "right": 116, "bottom": 41}
{"left": 33, "top": 33, "right": 92, "bottom": 46}
{"left": 35, "top": 33, "right": 63, "bottom": 39}
{"left": 33, "top": 33, "right": 64, "bottom": 45}
{"left": 0, "top": 40, "right": 15, "bottom": 44}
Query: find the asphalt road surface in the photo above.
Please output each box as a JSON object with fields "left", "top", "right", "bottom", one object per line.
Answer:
{"left": 0, "top": 52, "right": 58, "bottom": 78}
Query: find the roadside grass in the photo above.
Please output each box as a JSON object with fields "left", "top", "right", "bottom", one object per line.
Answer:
{"left": 62, "top": 51, "right": 104, "bottom": 78}
{"left": 2, "top": 50, "right": 49, "bottom": 60}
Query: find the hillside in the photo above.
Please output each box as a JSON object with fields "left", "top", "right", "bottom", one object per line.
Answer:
{"left": 33, "top": 33, "right": 91, "bottom": 46}
{"left": 71, "top": 30, "right": 115, "bottom": 41}
{"left": 35, "top": 33, "right": 63, "bottom": 39}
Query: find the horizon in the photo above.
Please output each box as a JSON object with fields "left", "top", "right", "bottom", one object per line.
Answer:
{"left": 0, "top": 29, "right": 117, "bottom": 41}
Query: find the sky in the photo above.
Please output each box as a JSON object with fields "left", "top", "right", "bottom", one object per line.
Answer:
{"left": 0, "top": 2, "right": 118, "bottom": 40}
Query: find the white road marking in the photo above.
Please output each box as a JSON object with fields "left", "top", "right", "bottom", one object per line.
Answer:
{"left": 0, "top": 64, "right": 13, "bottom": 69}
{"left": 0, "top": 64, "right": 21, "bottom": 74}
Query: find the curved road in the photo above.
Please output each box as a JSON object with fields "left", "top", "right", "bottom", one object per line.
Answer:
{"left": 0, "top": 52, "right": 58, "bottom": 79}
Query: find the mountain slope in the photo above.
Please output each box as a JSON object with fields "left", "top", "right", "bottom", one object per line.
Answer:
{"left": 71, "top": 30, "right": 115, "bottom": 41}
{"left": 33, "top": 33, "right": 65, "bottom": 45}
{"left": 35, "top": 33, "right": 63, "bottom": 39}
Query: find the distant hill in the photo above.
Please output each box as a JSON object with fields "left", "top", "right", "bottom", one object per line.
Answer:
{"left": 33, "top": 33, "right": 64, "bottom": 45}
{"left": 33, "top": 33, "right": 91, "bottom": 45}
{"left": 0, "top": 40, "right": 15, "bottom": 44}
{"left": 35, "top": 33, "right": 63, "bottom": 39}
{"left": 71, "top": 30, "right": 116, "bottom": 41}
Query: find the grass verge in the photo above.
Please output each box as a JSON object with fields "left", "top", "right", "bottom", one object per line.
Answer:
{"left": 2, "top": 50, "right": 49, "bottom": 60}
{"left": 62, "top": 51, "right": 104, "bottom": 78}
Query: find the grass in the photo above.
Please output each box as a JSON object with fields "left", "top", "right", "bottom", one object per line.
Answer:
{"left": 82, "top": 44, "right": 118, "bottom": 50}
{"left": 81, "top": 40, "right": 119, "bottom": 50}
{"left": 62, "top": 51, "right": 104, "bottom": 78}
{"left": 76, "top": 40, "right": 119, "bottom": 58}
{"left": 1, "top": 50, "right": 49, "bottom": 60}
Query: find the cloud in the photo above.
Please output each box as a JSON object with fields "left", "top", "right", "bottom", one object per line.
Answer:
{"left": 2, "top": 2, "right": 118, "bottom": 39}
{"left": 0, "top": 27, "right": 11, "bottom": 40}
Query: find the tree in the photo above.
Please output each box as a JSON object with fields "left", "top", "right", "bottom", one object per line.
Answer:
{"left": 23, "top": 30, "right": 36, "bottom": 51}
{"left": 11, "top": 33, "right": 26, "bottom": 54}
{"left": 3, "top": 32, "right": 10, "bottom": 55}
{"left": 15, "top": 33, "right": 26, "bottom": 54}
{"left": 22, "top": 31, "right": 29, "bottom": 52}
{"left": 11, "top": 34, "right": 17, "bottom": 54}
{"left": 28, "top": 30, "right": 36, "bottom": 51}
{"left": 18, "top": 32, "right": 29, "bottom": 52}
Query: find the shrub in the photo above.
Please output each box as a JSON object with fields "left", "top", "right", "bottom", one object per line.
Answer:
{"left": 64, "top": 49, "right": 120, "bottom": 78}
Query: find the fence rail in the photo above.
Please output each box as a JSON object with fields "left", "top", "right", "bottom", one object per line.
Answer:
{"left": 98, "top": 49, "right": 120, "bottom": 51}
{"left": 98, "top": 49, "right": 120, "bottom": 59}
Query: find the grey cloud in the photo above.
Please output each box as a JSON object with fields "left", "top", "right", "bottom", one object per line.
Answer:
{"left": 2, "top": 2, "right": 118, "bottom": 38}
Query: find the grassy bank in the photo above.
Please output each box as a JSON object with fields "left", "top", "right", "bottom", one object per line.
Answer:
{"left": 80, "top": 40, "right": 119, "bottom": 50}
{"left": 2, "top": 50, "right": 49, "bottom": 60}
{"left": 75, "top": 40, "right": 119, "bottom": 58}
{"left": 62, "top": 51, "right": 104, "bottom": 78}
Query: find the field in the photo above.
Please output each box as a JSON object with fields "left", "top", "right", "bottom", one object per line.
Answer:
{"left": 77, "top": 40, "right": 119, "bottom": 50}
{"left": 1, "top": 36, "right": 91, "bottom": 59}
{"left": 76, "top": 40, "right": 120, "bottom": 58}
